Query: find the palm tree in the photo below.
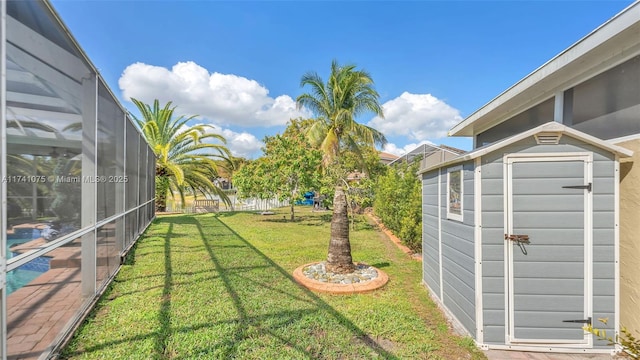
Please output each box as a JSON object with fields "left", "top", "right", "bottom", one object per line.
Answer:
{"left": 130, "top": 99, "right": 231, "bottom": 212}
{"left": 296, "top": 60, "right": 387, "bottom": 273}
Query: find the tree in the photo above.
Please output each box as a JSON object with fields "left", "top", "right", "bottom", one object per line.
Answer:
{"left": 296, "top": 60, "right": 387, "bottom": 273}
{"left": 264, "top": 120, "right": 322, "bottom": 220}
{"left": 234, "top": 119, "right": 322, "bottom": 220}
{"left": 233, "top": 158, "right": 275, "bottom": 202}
{"left": 130, "top": 99, "right": 231, "bottom": 212}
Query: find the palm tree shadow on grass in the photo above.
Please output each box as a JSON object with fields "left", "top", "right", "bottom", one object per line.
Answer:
{"left": 61, "top": 214, "right": 399, "bottom": 359}
{"left": 188, "top": 215, "right": 399, "bottom": 359}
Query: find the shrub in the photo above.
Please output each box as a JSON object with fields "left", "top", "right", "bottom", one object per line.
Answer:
{"left": 584, "top": 319, "right": 639, "bottom": 358}
{"left": 374, "top": 161, "right": 422, "bottom": 252}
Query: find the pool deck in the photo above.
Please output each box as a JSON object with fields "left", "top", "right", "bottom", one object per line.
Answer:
{"left": 6, "top": 267, "right": 82, "bottom": 360}
{"left": 6, "top": 233, "right": 84, "bottom": 360}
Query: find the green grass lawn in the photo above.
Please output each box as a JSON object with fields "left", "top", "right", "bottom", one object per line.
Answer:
{"left": 61, "top": 208, "right": 486, "bottom": 359}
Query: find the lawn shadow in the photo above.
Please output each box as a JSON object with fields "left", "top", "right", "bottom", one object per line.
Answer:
{"left": 189, "top": 214, "right": 399, "bottom": 359}
{"left": 60, "top": 219, "right": 174, "bottom": 359}
{"left": 371, "top": 262, "right": 391, "bottom": 269}
{"left": 62, "top": 213, "right": 399, "bottom": 359}
{"left": 153, "top": 222, "right": 173, "bottom": 358}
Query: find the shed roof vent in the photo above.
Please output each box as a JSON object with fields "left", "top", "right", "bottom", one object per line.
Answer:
{"left": 534, "top": 132, "right": 562, "bottom": 145}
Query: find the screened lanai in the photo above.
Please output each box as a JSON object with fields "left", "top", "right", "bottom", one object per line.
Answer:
{"left": 1, "top": 1, "right": 156, "bottom": 359}
{"left": 388, "top": 143, "right": 466, "bottom": 170}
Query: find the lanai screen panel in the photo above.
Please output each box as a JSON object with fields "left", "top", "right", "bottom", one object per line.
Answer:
{"left": 2, "top": 1, "right": 156, "bottom": 357}
{"left": 476, "top": 98, "right": 554, "bottom": 148}
{"left": 5, "top": 0, "right": 91, "bottom": 237}
{"left": 566, "top": 55, "right": 640, "bottom": 140}
{"left": 97, "top": 81, "right": 125, "bottom": 221}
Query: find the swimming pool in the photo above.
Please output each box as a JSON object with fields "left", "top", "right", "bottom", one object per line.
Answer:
{"left": 6, "top": 268, "right": 44, "bottom": 294}
{"left": 7, "top": 228, "right": 40, "bottom": 258}
{"left": 6, "top": 229, "right": 49, "bottom": 295}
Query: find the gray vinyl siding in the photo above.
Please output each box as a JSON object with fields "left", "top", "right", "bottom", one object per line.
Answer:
{"left": 422, "top": 132, "right": 617, "bottom": 348}
{"left": 479, "top": 136, "right": 616, "bottom": 347}
{"left": 480, "top": 150, "right": 506, "bottom": 344}
{"left": 440, "top": 162, "right": 476, "bottom": 336}
{"left": 422, "top": 171, "right": 440, "bottom": 297}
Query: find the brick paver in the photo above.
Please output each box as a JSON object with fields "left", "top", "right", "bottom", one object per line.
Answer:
{"left": 6, "top": 267, "right": 83, "bottom": 359}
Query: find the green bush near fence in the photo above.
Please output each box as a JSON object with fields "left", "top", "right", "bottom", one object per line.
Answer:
{"left": 373, "top": 161, "right": 422, "bottom": 252}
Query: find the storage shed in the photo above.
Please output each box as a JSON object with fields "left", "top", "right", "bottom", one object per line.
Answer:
{"left": 420, "top": 122, "right": 633, "bottom": 353}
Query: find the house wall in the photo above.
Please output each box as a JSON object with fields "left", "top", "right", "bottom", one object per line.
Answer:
{"left": 614, "top": 137, "right": 640, "bottom": 339}
{"left": 480, "top": 136, "right": 616, "bottom": 347}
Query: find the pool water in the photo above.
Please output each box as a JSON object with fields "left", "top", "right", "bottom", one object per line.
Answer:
{"left": 6, "top": 269, "right": 44, "bottom": 295}
{"left": 8, "top": 238, "right": 34, "bottom": 259}
{"left": 6, "top": 229, "right": 48, "bottom": 294}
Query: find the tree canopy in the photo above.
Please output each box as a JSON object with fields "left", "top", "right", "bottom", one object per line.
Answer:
{"left": 234, "top": 118, "right": 322, "bottom": 220}
{"left": 130, "top": 98, "right": 231, "bottom": 211}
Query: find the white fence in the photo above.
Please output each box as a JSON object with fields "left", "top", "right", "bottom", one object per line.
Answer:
{"left": 166, "top": 194, "right": 289, "bottom": 214}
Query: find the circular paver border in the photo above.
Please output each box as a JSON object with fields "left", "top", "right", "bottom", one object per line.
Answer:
{"left": 292, "top": 262, "right": 389, "bottom": 295}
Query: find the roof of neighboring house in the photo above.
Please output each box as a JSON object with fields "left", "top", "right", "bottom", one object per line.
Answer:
{"left": 449, "top": 1, "right": 640, "bottom": 137}
{"left": 379, "top": 151, "right": 400, "bottom": 163}
{"left": 419, "top": 122, "right": 634, "bottom": 174}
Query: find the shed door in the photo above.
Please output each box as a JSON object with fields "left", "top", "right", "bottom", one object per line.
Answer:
{"left": 506, "top": 154, "right": 591, "bottom": 345}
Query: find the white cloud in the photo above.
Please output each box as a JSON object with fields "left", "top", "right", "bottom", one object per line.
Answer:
{"left": 119, "top": 61, "right": 309, "bottom": 127}
{"left": 217, "top": 128, "right": 263, "bottom": 159}
{"left": 179, "top": 122, "right": 263, "bottom": 159}
{"left": 383, "top": 140, "right": 437, "bottom": 156}
{"left": 368, "top": 92, "right": 463, "bottom": 141}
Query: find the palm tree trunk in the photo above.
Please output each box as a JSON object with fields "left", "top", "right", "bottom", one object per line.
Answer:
{"left": 326, "top": 186, "right": 355, "bottom": 273}
{"left": 155, "top": 176, "right": 169, "bottom": 212}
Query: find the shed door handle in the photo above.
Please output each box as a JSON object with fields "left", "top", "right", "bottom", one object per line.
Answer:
{"left": 562, "top": 183, "right": 592, "bottom": 192}
{"left": 562, "top": 317, "right": 591, "bottom": 325}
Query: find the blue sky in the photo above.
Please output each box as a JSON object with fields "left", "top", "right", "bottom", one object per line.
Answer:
{"left": 51, "top": 0, "right": 634, "bottom": 158}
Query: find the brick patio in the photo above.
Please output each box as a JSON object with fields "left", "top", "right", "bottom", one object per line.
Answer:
{"left": 6, "top": 267, "right": 82, "bottom": 359}
{"left": 6, "top": 237, "right": 85, "bottom": 360}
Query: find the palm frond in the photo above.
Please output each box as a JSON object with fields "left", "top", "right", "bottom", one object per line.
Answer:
{"left": 130, "top": 98, "right": 231, "bottom": 208}
{"left": 296, "top": 60, "right": 387, "bottom": 176}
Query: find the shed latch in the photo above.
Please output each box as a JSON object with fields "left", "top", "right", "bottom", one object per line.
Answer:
{"left": 562, "top": 317, "right": 591, "bottom": 326}
{"left": 505, "top": 234, "right": 530, "bottom": 255}
{"left": 562, "top": 183, "right": 592, "bottom": 192}
{"left": 504, "top": 234, "right": 530, "bottom": 244}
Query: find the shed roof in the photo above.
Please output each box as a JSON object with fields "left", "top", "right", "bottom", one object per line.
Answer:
{"left": 449, "top": 1, "right": 640, "bottom": 137}
{"left": 419, "top": 122, "right": 634, "bottom": 174}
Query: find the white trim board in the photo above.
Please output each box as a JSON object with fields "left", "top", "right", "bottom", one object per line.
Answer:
{"left": 474, "top": 158, "right": 484, "bottom": 343}
{"left": 419, "top": 122, "right": 633, "bottom": 175}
